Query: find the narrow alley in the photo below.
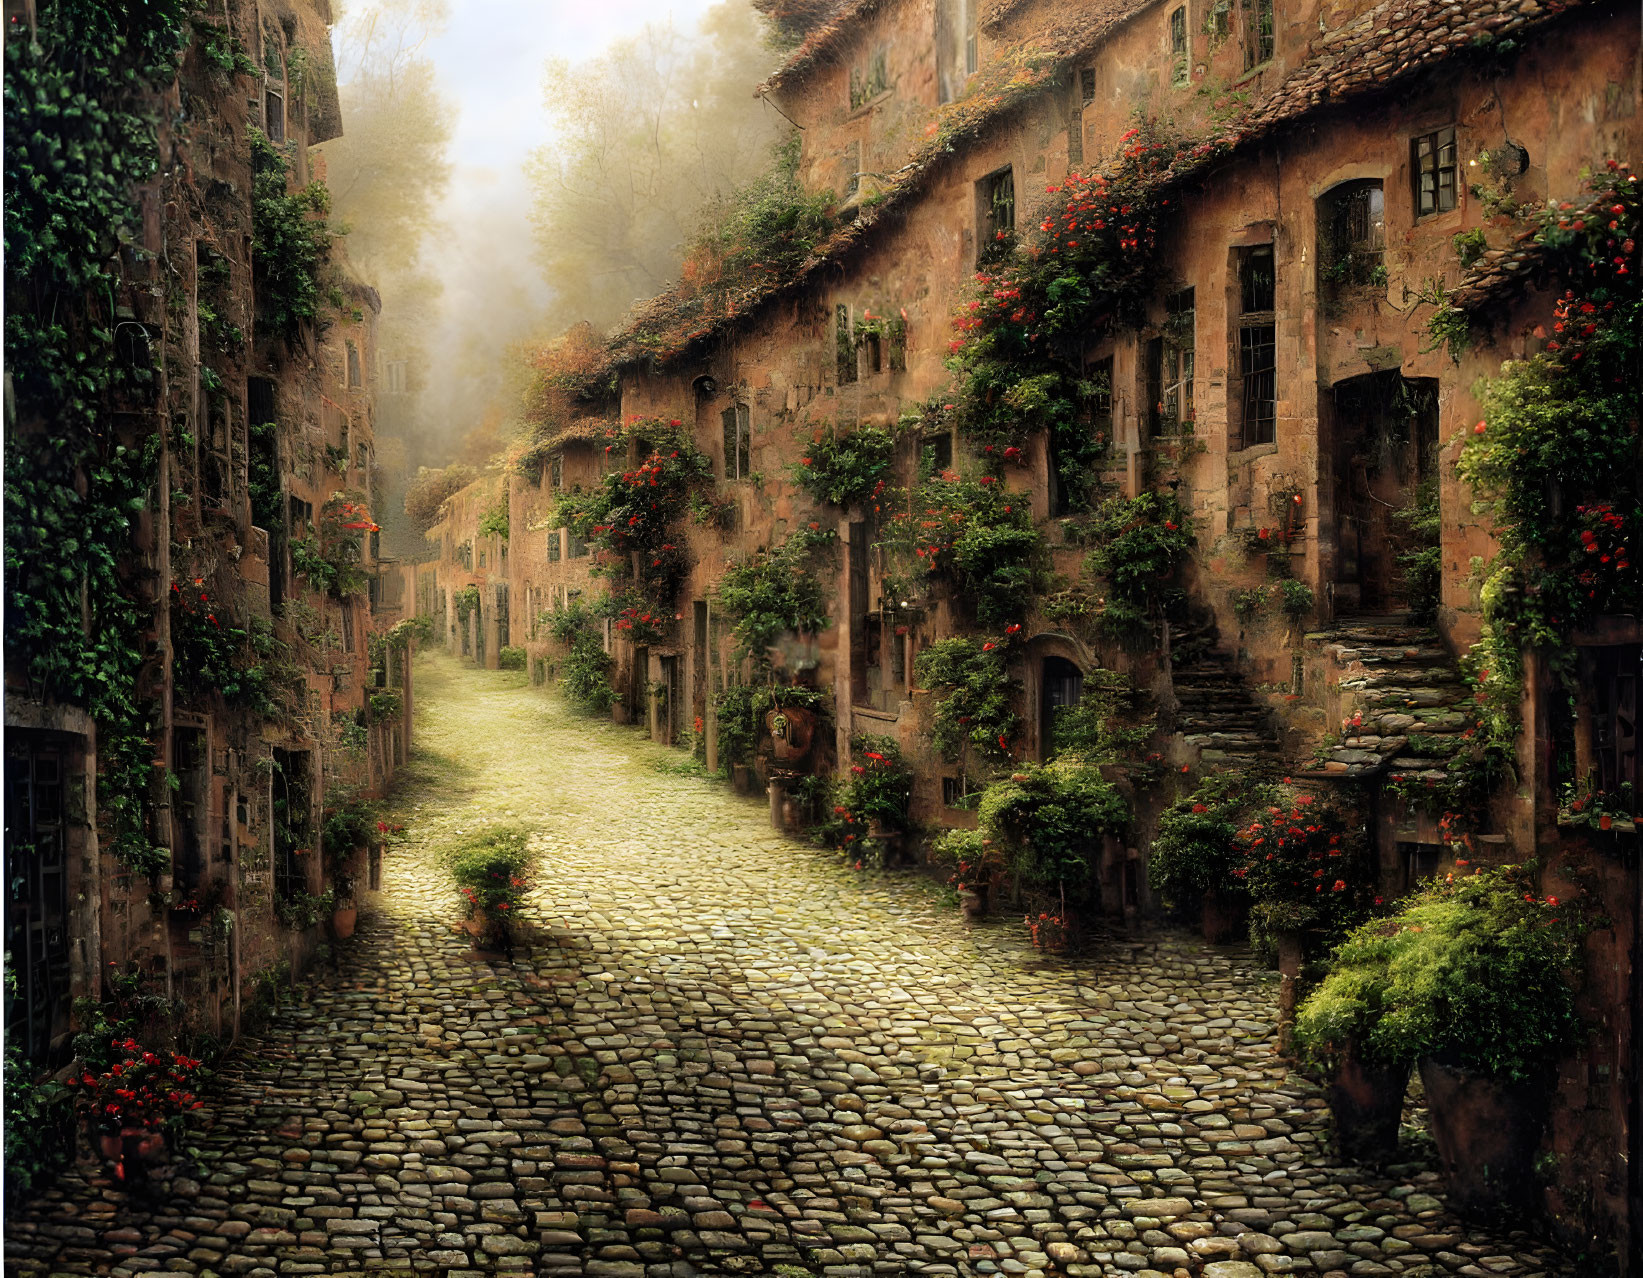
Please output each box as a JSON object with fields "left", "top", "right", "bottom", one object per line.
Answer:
{"left": 4, "top": 655, "right": 1578, "bottom": 1278}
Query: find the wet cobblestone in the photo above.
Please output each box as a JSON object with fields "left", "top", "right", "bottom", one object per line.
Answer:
{"left": 4, "top": 655, "right": 1579, "bottom": 1277}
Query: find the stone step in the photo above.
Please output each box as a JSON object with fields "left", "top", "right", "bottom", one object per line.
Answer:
{"left": 1325, "top": 644, "right": 1453, "bottom": 666}
{"left": 1357, "top": 685, "right": 1471, "bottom": 709}
{"left": 1337, "top": 667, "right": 1467, "bottom": 690}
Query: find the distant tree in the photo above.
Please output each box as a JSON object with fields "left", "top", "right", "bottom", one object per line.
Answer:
{"left": 752, "top": 0, "right": 849, "bottom": 48}
{"left": 403, "top": 463, "right": 476, "bottom": 531}
{"left": 525, "top": 2, "right": 785, "bottom": 334}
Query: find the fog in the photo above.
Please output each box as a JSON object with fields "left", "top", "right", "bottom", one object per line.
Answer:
{"left": 320, "top": 0, "right": 798, "bottom": 548}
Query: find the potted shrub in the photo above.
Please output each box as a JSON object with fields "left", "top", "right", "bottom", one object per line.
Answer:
{"left": 69, "top": 1039, "right": 204, "bottom": 1186}
{"left": 323, "top": 799, "right": 376, "bottom": 940}
{"left": 1149, "top": 775, "right": 1272, "bottom": 942}
{"left": 931, "top": 828, "right": 995, "bottom": 918}
{"left": 1234, "top": 791, "right": 1374, "bottom": 962}
{"left": 974, "top": 755, "right": 1128, "bottom": 939}
{"left": 1297, "top": 867, "right": 1582, "bottom": 1211}
{"left": 447, "top": 827, "right": 531, "bottom": 958}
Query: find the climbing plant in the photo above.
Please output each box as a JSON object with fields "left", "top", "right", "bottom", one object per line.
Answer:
{"left": 715, "top": 526, "right": 836, "bottom": 669}
{"left": 915, "top": 636, "right": 1022, "bottom": 769}
{"left": 882, "top": 471, "right": 1046, "bottom": 628}
{"left": 1442, "top": 162, "right": 1640, "bottom": 766}
{"left": 3, "top": 0, "right": 193, "bottom": 877}
{"left": 1080, "top": 490, "right": 1196, "bottom": 638}
{"left": 250, "top": 128, "right": 333, "bottom": 341}
{"left": 789, "top": 422, "right": 898, "bottom": 508}
{"left": 942, "top": 129, "right": 1178, "bottom": 508}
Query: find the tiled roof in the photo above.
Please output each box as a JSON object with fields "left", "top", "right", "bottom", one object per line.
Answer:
{"left": 1445, "top": 187, "right": 1617, "bottom": 311}
{"left": 611, "top": 0, "right": 1597, "bottom": 373}
{"left": 760, "top": 0, "right": 885, "bottom": 93}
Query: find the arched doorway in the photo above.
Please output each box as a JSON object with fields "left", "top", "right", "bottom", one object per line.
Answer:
{"left": 1329, "top": 371, "right": 1438, "bottom": 615}
{"left": 1040, "top": 656, "right": 1084, "bottom": 760}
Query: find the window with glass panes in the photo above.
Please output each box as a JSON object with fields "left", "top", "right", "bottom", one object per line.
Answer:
{"left": 1237, "top": 246, "right": 1276, "bottom": 447}
{"left": 1411, "top": 126, "right": 1458, "bottom": 217}
{"left": 1243, "top": 0, "right": 1274, "bottom": 69}
{"left": 722, "top": 403, "right": 752, "bottom": 480}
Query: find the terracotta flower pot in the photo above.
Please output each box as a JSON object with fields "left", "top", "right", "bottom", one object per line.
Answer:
{"left": 1199, "top": 890, "right": 1244, "bottom": 944}
{"left": 1326, "top": 1047, "right": 1409, "bottom": 1164}
{"left": 332, "top": 905, "right": 358, "bottom": 939}
{"left": 1419, "top": 1057, "right": 1548, "bottom": 1216}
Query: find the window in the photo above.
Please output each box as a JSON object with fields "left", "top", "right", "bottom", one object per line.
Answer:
{"left": 936, "top": 0, "right": 977, "bottom": 104}
{"left": 288, "top": 494, "right": 313, "bottom": 533}
{"left": 1243, "top": 0, "right": 1274, "bottom": 69}
{"left": 1161, "top": 287, "right": 1195, "bottom": 432}
{"left": 346, "top": 342, "right": 361, "bottom": 388}
{"left": 264, "top": 45, "right": 286, "bottom": 145}
{"left": 1236, "top": 246, "right": 1276, "bottom": 448}
{"left": 1170, "top": 7, "right": 1189, "bottom": 86}
{"left": 1067, "top": 106, "right": 1084, "bottom": 167}
{"left": 5, "top": 736, "right": 72, "bottom": 1061}
{"left": 836, "top": 304, "right": 857, "bottom": 385}
{"left": 1587, "top": 644, "right": 1639, "bottom": 805}
{"left": 1320, "top": 180, "right": 1386, "bottom": 294}
{"left": 265, "top": 85, "right": 285, "bottom": 143}
{"left": 385, "top": 360, "right": 408, "bottom": 393}
{"left": 356, "top": 442, "right": 369, "bottom": 473}
{"left": 341, "top": 603, "right": 355, "bottom": 653}
{"left": 942, "top": 775, "right": 974, "bottom": 808}
{"left": 978, "top": 166, "right": 1015, "bottom": 264}
{"left": 568, "top": 530, "right": 588, "bottom": 559}
{"left": 721, "top": 402, "right": 752, "bottom": 480}
{"left": 1079, "top": 67, "right": 1096, "bottom": 105}
{"left": 922, "top": 430, "right": 954, "bottom": 474}
{"left": 548, "top": 454, "right": 563, "bottom": 491}
{"left": 548, "top": 529, "right": 562, "bottom": 563}
{"left": 849, "top": 45, "right": 889, "bottom": 110}
{"left": 1400, "top": 841, "right": 1443, "bottom": 887}
{"left": 1411, "top": 126, "right": 1458, "bottom": 218}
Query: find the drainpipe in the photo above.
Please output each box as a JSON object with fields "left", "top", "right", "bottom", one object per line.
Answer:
{"left": 153, "top": 273, "right": 176, "bottom": 1012}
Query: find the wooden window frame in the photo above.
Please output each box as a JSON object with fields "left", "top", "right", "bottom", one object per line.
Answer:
{"left": 1411, "top": 125, "right": 1458, "bottom": 219}
{"left": 1235, "top": 246, "right": 1276, "bottom": 448}
{"left": 1242, "top": 0, "right": 1274, "bottom": 70}
{"left": 721, "top": 402, "right": 752, "bottom": 481}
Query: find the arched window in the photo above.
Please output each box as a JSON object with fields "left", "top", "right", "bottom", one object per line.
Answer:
{"left": 1318, "top": 180, "right": 1386, "bottom": 297}
{"left": 346, "top": 341, "right": 362, "bottom": 388}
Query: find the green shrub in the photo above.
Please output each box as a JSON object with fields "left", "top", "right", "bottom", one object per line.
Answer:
{"left": 1082, "top": 491, "right": 1195, "bottom": 637}
{"left": 3, "top": 1046, "right": 72, "bottom": 1200}
{"left": 976, "top": 755, "right": 1128, "bottom": 900}
{"left": 1149, "top": 773, "right": 1274, "bottom": 910}
{"left": 447, "top": 827, "right": 531, "bottom": 916}
{"left": 715, "top": 529, "right": 834, "bottom": 668}
{"left": 915, "top": 636, "right": 1021, "bottom": 768}
{"left": 790, "top": 423, "right": 897, "bottom": 508}
{"left": 821, "top": 735, "right": 914, "bottom": 847}
{"left": 498, "top": 645, "right": 527, "bottom": 670}
{"left": 1297, "top": 866, "right": 1582, "bottom": 1081}
{"left": 1234, "top": 791, "right": 1375, "bottom": 955}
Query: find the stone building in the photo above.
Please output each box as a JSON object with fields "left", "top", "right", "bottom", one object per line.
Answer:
{"left": 4, "top": 0, "right": 407, "bottom": 1066}
{"left": 412, "top": 0, "right": 1638, "bottom": 1252}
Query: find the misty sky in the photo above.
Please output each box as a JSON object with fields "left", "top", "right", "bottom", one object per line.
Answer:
{"left": 411, "top": 2, "right": 735, "bottom": 350}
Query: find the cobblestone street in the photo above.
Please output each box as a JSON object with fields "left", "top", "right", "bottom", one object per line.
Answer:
{"left": 5, "top": 654, "right": 1581, "bottom": 1278}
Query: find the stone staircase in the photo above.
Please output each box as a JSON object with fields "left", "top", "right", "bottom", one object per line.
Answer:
{"left": 1300, "top": 619, "right": 1475, "bottom": 781}
{"left": 1169, "top": 617, "right": 1285, "bottom": 772}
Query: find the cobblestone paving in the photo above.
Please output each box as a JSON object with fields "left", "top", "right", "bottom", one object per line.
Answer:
{"left": 6, "top": 655, "right": 1578, "bottom": 1278}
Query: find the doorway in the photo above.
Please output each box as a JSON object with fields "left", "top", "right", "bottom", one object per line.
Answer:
{"left": 1040, "top": 656, "right": 1084, "bottom": 760}
{"left": 1330, "top": 372, "right": 1438, "bottom": 615}
{"left": 4, "top": 735, "right": 73, "bottom": 1062}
